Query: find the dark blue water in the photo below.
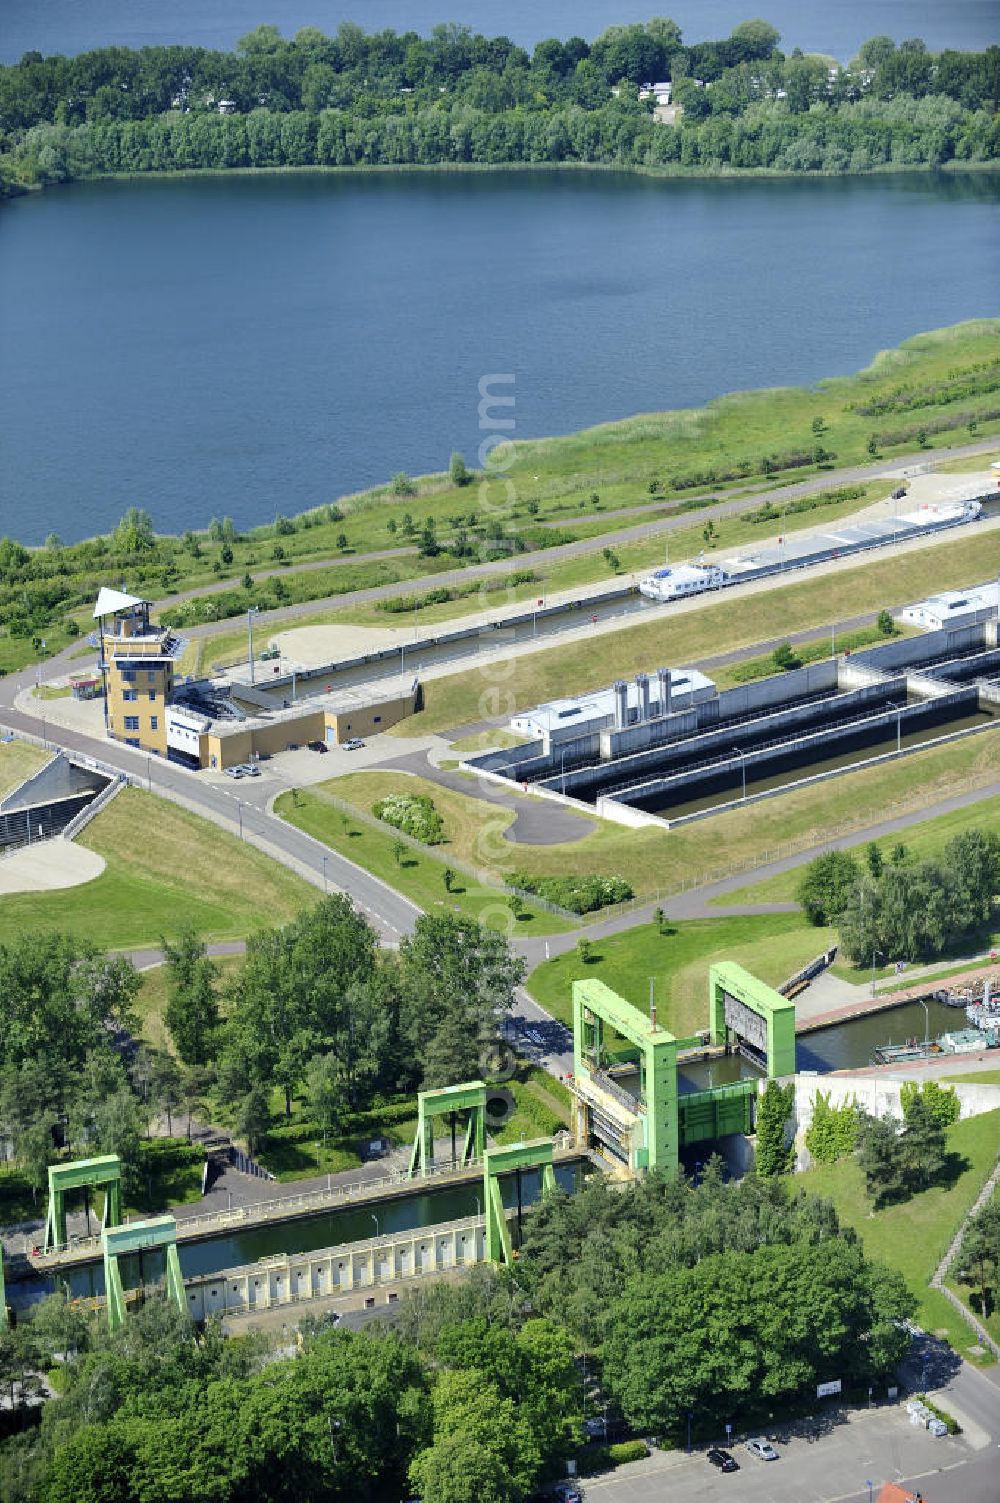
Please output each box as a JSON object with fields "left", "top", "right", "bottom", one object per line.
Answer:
{"left": 1, "top": 169, "right": 997, "bottom": 543}
{"left": 2, "top": 1, "right": 996, "bottom": 64}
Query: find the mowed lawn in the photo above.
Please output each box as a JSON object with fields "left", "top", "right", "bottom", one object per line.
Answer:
{"left": 527, "top": 913, "right": 832, "bottom": 1038}
{"left": 0, "top": 739, "right": 50, "bottom": 799}
{"left": 308, "top": 733, "right": 1000, "bottom": 911}
{"left": 720, "top": 791, "right": 1000, "bottom": 907}
{"left": 274, "top": 781, "right": 576, "bottom": 936}
{"left": 392, "top": 527, "right": 998, "bottom": 735}
{"left": 0, "top": 788, "right": 314, "bottom": 948}
{"left": 796, "top": 1108, "right": 1000, "bottom": 1363}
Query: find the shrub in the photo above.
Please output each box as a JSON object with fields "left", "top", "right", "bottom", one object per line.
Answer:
{"left": 372, "top": 792, "right": 444, "bottom": 845}
{"left": 511, "top": 872, "right": 633, "bottom": 914}
{"left": 805, "top": 1090, "right": 861, "bottom": 1164}
{"left": 900, "top": 1080, "right": 960, "bottom": 1130}
{"left": 609, "top": 1440, "right": 649, "bottom": 1464}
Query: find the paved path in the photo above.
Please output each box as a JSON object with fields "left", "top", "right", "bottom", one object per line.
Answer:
{"left": 385, "top": 748, "right": 597, "bottom": 845}
{"left": 160, "top": 436, "right": 1000, "bottom": 640}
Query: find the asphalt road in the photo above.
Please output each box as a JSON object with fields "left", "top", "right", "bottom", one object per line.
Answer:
{"left": 174, "top": 436, "right": 1000, "bottom": 649}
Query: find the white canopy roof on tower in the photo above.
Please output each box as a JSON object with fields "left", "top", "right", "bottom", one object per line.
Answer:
{"left": 92, "top": 587, "right": 147, "bottom": 619}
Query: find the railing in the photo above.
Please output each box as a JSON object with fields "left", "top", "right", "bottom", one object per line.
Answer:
{"left": 32, "top": 1155, "right": 492, "bottom": 1265}
{"left": 61, "top": 774, "right": 126, "bottom": 840}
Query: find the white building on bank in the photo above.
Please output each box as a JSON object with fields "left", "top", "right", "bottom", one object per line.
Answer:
{"left": 896, "top": 580, "right": 1000, "bottom": 632}
{"left": 510, "top": 667, "right": 715, "bottom": 743}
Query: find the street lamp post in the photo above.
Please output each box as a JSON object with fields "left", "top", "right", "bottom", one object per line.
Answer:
{"left": 322, "top": 854, "right": 329, "bottom": 894}
{"left": 687, "top": 1411, "right": 694, "bottom": 1453}
{"left": 247, "top": 606, "right": 260, "bottom": 686}
{"left": 919, "top": 998, "right": 930, "bottom": 1045}
{"left": 236, "top": 802, "right": 244, "bottom": 842}
{"left": 896, "top": 707, "right": 902, "bottom": 754}
{"left": 560, "top": 749, "right": 567, "bottom": 795}
{"left": 866, "top": 1482, "right": 874, "bottom": 1503}
{"left": 871, "top": 948, "right": 882, "bottom": 997}
{"left": 733, "top": 746, "right": 746, "bottom": 802}
{"left": 370, "top": 1213, "right": 379, "bottom": 1239}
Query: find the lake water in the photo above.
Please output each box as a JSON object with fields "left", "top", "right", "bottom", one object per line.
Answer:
{"left": 3, "top": 0, "right": 997, "bottom": 64}
{"left": 1, "top": 168, "right": 998, "bottom": 544}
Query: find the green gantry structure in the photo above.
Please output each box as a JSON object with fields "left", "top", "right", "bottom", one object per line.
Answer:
{"left": 572, "top": 978, "right": 680, "bottom": 1177}
{"left": 102, "top": 1216, "right": 187, "bottom": 1333}
{"left": 708, "top": 961, "right": 797, "bottom": 1077}
{"left": 43, "top": 1154, "right": 123, "bottom": 1253}
{"left": 483, "top": 1141, "right": 557, "bottom": 1264}
{"left": 572, "top": 964, "right": 798, "bottom": 1178}
{"left": 409, "top": 1080, "right": 487, "bottom": 1178}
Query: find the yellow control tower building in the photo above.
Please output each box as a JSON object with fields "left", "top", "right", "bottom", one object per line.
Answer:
{"left": 94, "top": 588, "right": 180, "bottom": 758}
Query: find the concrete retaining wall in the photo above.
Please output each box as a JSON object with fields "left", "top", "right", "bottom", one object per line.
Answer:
{"left": 182, "top": 1215, "right": 488, "bottom": 1322}
{"left": 791, "top": 1072, "right": 1000, "bottom": 1167}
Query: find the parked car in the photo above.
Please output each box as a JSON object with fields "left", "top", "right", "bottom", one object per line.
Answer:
{"left": 550, "top": 1486, "right": 583, "bottom": 1503}
{"left": 891, "top": 486, "right": 907, "bottom": 500}
{"left": 707, "top": 1447, "right": 738, "bottom": 1472}
{"left": 238, "top": 762, "right": 260, "bottom": 776}
{"left": 342, "top": 738, "right": 365, "bottom": 750}
{"left": 224, "top": 766, "right": 245, "bottom": 779}
{"left": 745, "top": 1438, "right": 779, "bottom": 1461}
{"left": 307, "top": 740, "right": 328, "bottom": 753}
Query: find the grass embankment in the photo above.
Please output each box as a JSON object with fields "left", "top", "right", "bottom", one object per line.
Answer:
{"left": 711, "top": 621, "right": 911, "bottom": 690}
{"left": 6, "top": 321, "right": 997, "bottom": 681}
{"left": 273, "top": 780, "right": 576, "bottom": 936}
{"left": 797, "top": 1108, "right": 1000, "bottom": 1363}
{"left": 0, "top": 739, "right": 50, "bottom": 799}
{"left": 390, "top": 526, "right": 998, "bottom": 735}
{"left": 942, "top": 1070, "right": 1000, "bottom": 1086}
{"left": 305, "top": 731, "right": 1000, "bottom": 915}
{"left": 0, "top": 789, "right": 313, "bottom": 948}
{"left": 526, "top": 914, "right": 829, "bottom": 1036}
{"left": 719, "top": 791, "right": 1000, "bottom": 907}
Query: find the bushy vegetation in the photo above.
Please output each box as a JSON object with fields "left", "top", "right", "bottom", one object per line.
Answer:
{"left": 805, "top": 1091, "right": 863, "bottom": 1165}
{"left": 797, "top": 829, "right": 1000, "bottom": 961}
{"left": 510, "top": 871, "right": 633, "bottom": 914}
{"left": 954, "top": 1191, "right": 1000, "bottom": 1319}
{"left": 1, "top": 22, "right": 997, "bottom": 194}
{"left": 372, "top": 791, "right": 444, "bottom": 844}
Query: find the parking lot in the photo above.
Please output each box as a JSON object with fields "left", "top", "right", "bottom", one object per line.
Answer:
{"left": 574, "top": 1406, "right": 979, "bottom": 1503}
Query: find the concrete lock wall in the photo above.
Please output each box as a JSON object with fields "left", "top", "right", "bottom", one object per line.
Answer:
{"left": 791, "top": 1074, "right": 1000, "bottom": 1166}
{"left": 182, "top": 1217, "right": 487, "bottom": 1321}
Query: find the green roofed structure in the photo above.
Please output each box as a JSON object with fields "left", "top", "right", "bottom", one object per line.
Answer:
{"left": 708, "top": 962, "right": 796, "bottom": 1077}
{"left": 102, "top": 1216, "right": 187, "bottom": 1332}
{"left": 43, "top": 1155, "right": 123, "bottom": 1253}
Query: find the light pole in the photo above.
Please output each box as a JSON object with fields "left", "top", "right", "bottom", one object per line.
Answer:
{"left": 896, "top": 706, "right": 902, "bottom": 754}
{"left": 733, "top": 746, "right": 746, "bottom": 802}
{"left": 919, "top": 998, "right": 930, "bottom": 1045}
{"left": 146, "top": 754, "right": 152, "bottom": 792}
{"left": 560, "top": 749, "right": 567, "bottom": 795}
{"left": 687, "top": 1410, "right": 694, "bottom": 1453}
{"left": 866, "top": 1483, "right": 874, "bottom": 1503}
{"left": 370, "top": 1212, "right": 379, "bottom": 1239}
{"left": 236, "top": 801, "right": 244, "bottom": 842}
{"left": 871, "top": 948, "right": 882, "bottom": 996}
{"left": 247, "top": 606, "right": 260, "bottom": 686}
{"left": 322, "top": 854, "right": 329, "bottom": 894}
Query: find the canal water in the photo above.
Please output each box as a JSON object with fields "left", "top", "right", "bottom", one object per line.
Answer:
{"left": 9, "top": 1161, "right": 584, "bottom": 1309}
{"left": 644, "top": 711, "right": 997, "bottom": 821}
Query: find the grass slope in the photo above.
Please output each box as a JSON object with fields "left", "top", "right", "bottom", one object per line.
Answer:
{"left": 391, "top": 527, "right": 999, "bottom": 735}
{"left": 527, "top": 913, "right": 830, "bottom": 1037}
{"left": 0, "top": 789, "right": 313, "bottom": 948}
{"left": 720, "top": 790, "right": 1000, "bottom": 907}
{"left": 0, "top": 739, "right": 50, "bottom": 800}
{"left": 308, "top": 733, "right": 1000, "bottom": 915}
{"left": 796, "top": 1108, "right": 1000, "bottom": 1362}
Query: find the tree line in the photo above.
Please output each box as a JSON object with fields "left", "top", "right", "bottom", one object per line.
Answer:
{"left": 797, "top": 829, "right": 1000, "bottom": 964}
{"left": 1, "top": 21, "right": 997, "bottom": 192}
{"left": 0, "top": 1164, "right": 915, "bottom": 1502}
{"left": 0, "top": 900, "right": 525, "bottom": 1212}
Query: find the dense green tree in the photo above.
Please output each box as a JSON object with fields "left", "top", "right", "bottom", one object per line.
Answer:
{"left": 162, "top": 927, "right": 220, "bottom": 1066}
{"left": 755, "top": 1079, "right": 794, "bottom": 1175}
{"left": 955, "top": 1195, "right": 1000, "bottom": 1317}
{"left": 797, "top": 849, "right": 859, "bottom": 925}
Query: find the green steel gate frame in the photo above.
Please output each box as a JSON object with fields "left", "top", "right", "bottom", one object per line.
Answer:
{"left": 44, "top": 1155, "right": 123, "bottom": 1253}
{"left": 409, "top": 1081, "right": 487, "bottom": 1178}
{"left": 708, "top": 962, "right": 796, "bottom": 1077}
{"left": 102, "top": 1216, "right": 187, "bottom": 1332}
{"left": 572, "top": 978, "right": 680, "bottom": 1177}
{"left": 483, "top": 1142, "right": 557, "bottom": 1264}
